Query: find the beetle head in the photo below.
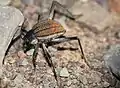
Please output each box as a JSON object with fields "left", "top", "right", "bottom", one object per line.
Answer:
{"left": 23, "top": 30, "right": 38, "bottom": 45}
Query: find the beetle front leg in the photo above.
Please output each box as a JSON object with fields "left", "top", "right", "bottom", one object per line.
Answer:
{"left": 41, "top": 43, "right": 61, "bottom": 87}
{"left": 49, "top": 1, "right": 75, "bottom": 20}
{"left": 41, "top": 43, "right": 57, "bottom": 77}
{"left": 32, "top": 43, "right": 39, "bottom": 70}
{"left": 3, "top": 19, "right": 27, "bottom": 64}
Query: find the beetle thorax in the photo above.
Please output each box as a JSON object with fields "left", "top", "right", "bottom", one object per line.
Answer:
{"left": 23, "top": 30, "right": 38, "bottom": 44}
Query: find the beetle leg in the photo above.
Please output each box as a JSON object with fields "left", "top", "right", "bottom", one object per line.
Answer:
{"left": 3, "top": 34, "right": 22, "bottom": 64}
{"left": 42, "top": 43, "right": 52, "bottom": 67}
{"left": 37, "top": 14, "right": 41, "bottom": 23}
{"left": 3, "top": 18, "right": 28, "bottom": 64}
{"left": 49, "top": 1, "right": 75, "bottom": 20}
{"left": 32, "top": 43, "right": 39, "bottom": 70}
{"left": 20, "top": 18, "right": 28, "bottom": 37}
{"left": 41, "top": 43, "right": 57, "bottom": 77}
{"left": 48, "top": 36, "right": 90, "bottom": 67}
{"left": 41, "top": 43, "right": 61, "bottom": 87}
{"left": 7, "top": 18, "right": 27, "bottom": 52}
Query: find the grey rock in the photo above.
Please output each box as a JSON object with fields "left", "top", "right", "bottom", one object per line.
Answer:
{"left": 67, "top": 80, "right": 72, "bottom": 86}
{"left": 70, "top": 0, "right": 114, "bottom": 31}
{"left": 79, "top": 74, "right": 88, "bottom": 85}
{"left": 103, "top": 81, "right": 110, "bottom": 87}
{"left": 55, "top": 67, "right": 62, "bottom": 76}
{"left": 104, "top": 44, "right": 120, "bottom": 81}
{"left": 22, "top": 59, "right": 28, "bottom": 66}
{"left": 21, "top": 0, "right": 34, "bottom": 5}
{"left": 60, "top": 67, "right": 70, "bottom": 77}
{"left": 0, "top": 6, "right": 24, "bottom": 77}
{"left": 26, "top": 49, "right": 34, "bottom": 56}
{"left": 0, "top": 0, "right": 11, "bottom": 5}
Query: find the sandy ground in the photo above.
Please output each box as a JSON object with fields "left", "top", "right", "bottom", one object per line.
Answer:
{"left": 1, "top": 0, "right": 120, "bottom": 88}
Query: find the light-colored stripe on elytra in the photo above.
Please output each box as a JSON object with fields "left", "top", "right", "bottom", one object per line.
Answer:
{"left": 38, "top": 31, "right": 65, "bottom": 40}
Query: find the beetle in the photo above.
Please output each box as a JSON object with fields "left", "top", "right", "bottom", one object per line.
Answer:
{"left": 5, "top": 1, "right": 89, "bottom": 87}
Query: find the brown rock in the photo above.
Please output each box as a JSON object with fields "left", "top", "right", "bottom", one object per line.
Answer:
{"left": 109, "top": 0, "right": 120, "bottom": 13}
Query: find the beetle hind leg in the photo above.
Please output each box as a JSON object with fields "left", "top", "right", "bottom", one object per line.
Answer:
{"left": 48, "top": 36, "right": 90, "bottom": 67}
{"left": 49, "top": 1, "right": 75, "bottom": 20}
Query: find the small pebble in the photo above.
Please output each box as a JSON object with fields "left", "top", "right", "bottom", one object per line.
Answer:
{"left": 26, "top": 49, "right": 34, "bottom": 56}
{"left": 22, "top": 59, "right": 28, "bottom": 65}
{"left": 17, "top": 50, "right": 26, "bottom": 59}
{"left": 103, "top": 81, "right": 110, "bottom": 87}
{"left": 14, "top": 74, "right": 23, "bottom": 85}
{"left": 67, "top": 80, "right": 72, "bottom": 86}
{"left": 47, "top": 69, "right": 54, "bottom": 75}
{"left": 55, "top": 67, "right": 62, "bottom": 75}
{"left": 79, "top": 74, "right": 88, "bottom": 85}
{"left": 5, "top": 57, "right": 15, "bottom": 64}
{"left": 60, "top": 67, "right": 70, "bottom": 77}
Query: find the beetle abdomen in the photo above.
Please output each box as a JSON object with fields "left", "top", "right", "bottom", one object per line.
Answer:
{"left": 32, "top": 19, "right": 66, "bottom": 38}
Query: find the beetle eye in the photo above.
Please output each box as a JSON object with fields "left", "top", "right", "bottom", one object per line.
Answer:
{"left": 31, "top": 39, "right": 38, "bottom": 44}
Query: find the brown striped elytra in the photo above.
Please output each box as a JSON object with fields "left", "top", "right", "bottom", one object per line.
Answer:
{"left": 32, "top": 19, "right": 65, "bottom": 38}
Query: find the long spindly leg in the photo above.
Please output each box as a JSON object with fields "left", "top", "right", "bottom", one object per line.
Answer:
{"left": 32, "top": 43, "right": 39, "bottom": 70}
{"left": 41, "top": 43, "right": 61, "bottom": 87}
{"left": 49, "top": 1, "right": 75, "bottom": 20}
{"left": 37, "top": 14, "right": 41, "bottom": 23}
{"left": 20, "top": 18, "right": 28, "bottom": 37}
{"left": 48, "top": 36, "right": 90, "bottom": 67}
